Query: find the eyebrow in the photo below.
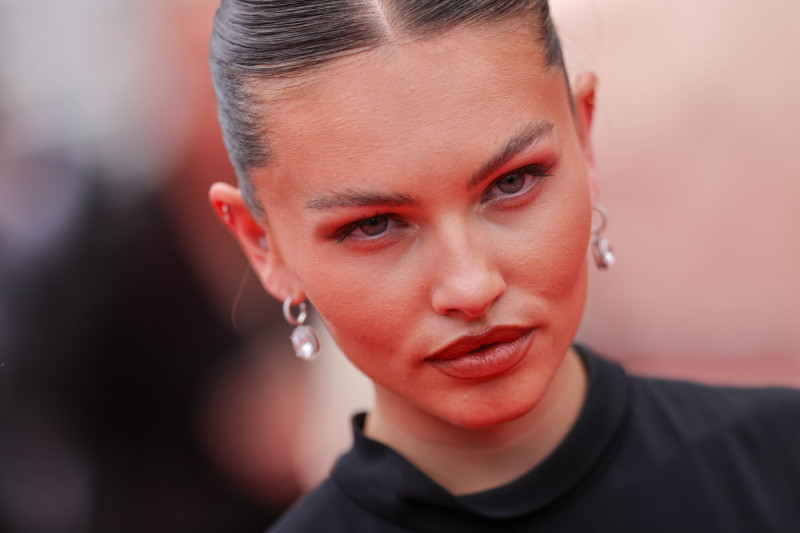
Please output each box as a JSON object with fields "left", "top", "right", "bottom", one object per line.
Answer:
{"left": 468, "top": 121, "right": 554, "bottom": 189}
{"left": 305, "top": 120, "right": 554, "bottom": 212}
{"left": 306, "top": 189, "right": 416, "bottom": 211}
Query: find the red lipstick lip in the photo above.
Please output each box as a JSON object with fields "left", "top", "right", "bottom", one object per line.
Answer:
{"left": 426, "top": 326, "right": 536, "bottom": 380}
{"left": 427, "top": 326, "right": 532, "bottom": 361}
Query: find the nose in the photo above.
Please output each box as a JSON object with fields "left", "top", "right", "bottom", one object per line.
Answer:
{"left": 430, "top": 226, "right": 506, "bottom": 319}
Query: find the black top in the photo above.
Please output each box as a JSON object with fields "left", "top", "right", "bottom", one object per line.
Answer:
{"left": 269, "top": 345, "right": 800, "bottom": 532}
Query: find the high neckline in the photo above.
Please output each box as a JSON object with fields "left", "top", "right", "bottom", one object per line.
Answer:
{"left": 331, "top": 345, "right": 632, "bottom": 532}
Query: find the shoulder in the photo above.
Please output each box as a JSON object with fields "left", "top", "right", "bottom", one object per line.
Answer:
{"left": 570, "top": 347, "right": 800, "bottom": 528}
{"left": 576, "top": 345, "right": 800, "bottom": 462}
{"left": 579, "top": 345, "right": 800, "bottom": 441}
{"left": 266, "top": 479, "right": 350, "bottom": 533}
{"left": 626, "top": 371, "right": 800, "bottom": 458}
{"left": 266, "top": 476, "right": 397, "bottom": 533}
{"left": 632, "top": 373, "right": 800, "bottom": 424}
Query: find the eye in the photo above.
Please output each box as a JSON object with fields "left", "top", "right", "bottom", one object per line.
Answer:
{"left": 482, "top": 164, "right": 552, "bottom": 202}
{"left": 495, "top": 173, "right": 526, "bottom": 194}
{"left": 336, "top": 214, "right": 405, "bottom": 243}
{"left": 358, "top": 216, "right": 389, "bottom": 236}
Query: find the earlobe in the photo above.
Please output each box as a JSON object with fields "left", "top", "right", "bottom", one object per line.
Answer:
{"left": 208, "top": 182, "right": 305, "bottom": 303}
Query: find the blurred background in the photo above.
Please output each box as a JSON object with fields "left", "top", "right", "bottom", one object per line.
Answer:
{"left": 0, "top": 0, "right": 308, "bottom": 531}
{"left": 0, "top": 0, "right": 798, "bottom": 531}
{"left": 555, "top": 0, "right": 800, "bottom": 381}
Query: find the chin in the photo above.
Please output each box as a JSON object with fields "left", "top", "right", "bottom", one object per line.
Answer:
{"left": 438, "top": 392, "right": 542, "bottom": 430}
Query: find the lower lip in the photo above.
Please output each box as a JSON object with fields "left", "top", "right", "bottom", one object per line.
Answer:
{"left": 427, "top": 329, "right": 535, "bottom": 380}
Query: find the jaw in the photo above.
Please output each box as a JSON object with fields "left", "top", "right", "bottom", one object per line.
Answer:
{"left": 365, "top": 346, "right": 589, "bottom": 493}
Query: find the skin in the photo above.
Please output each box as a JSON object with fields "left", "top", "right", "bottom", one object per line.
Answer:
{"left": 211, "top": 19, "right": 600, "bottom": 494}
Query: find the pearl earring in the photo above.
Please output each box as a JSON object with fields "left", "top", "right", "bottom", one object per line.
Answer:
{"left": 591, "top": 203, "right": 615, "bottom": 270}
{"left": 283, "top": 298, "right": 320, "bottom": 361}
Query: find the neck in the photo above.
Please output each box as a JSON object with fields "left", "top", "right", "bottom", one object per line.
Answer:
{"left": 364, "top": 347, "right": 588, "bottom": 495}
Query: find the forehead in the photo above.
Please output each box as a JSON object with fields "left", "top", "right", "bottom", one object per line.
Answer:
{"left": 254, "top": 21, "right": 567, "bottom": 196}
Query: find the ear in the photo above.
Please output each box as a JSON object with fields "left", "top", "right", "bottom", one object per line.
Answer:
{"left": 572, "top": 71, "right": 600, "bottom": 201}
{"left": 208, "top": 182, "right": 305, "bottom": 303}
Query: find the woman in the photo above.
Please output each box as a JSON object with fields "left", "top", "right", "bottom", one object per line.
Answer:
{"left": 206, "top": 1, "right": 800, "bottom": 531}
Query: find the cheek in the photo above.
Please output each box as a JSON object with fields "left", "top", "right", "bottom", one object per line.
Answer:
{"left": 505, "top": 185, "right": 592, "bottom": 302}
{"left": 299, "top": 253, "right": 425, "bottom": 357}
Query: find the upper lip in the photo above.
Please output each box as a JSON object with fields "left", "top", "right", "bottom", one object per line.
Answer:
{"left": 427, "top": 326, "right": 532, "bottom": 361}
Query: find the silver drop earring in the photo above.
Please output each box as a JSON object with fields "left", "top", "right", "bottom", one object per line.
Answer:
{"left": 283, "top": 297, "right": 320, "bottom": 361}
{"left": 591, "top": 203, "right": 615, "bottom": 270}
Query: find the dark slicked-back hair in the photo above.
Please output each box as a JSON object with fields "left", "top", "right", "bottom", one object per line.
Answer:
{"left": 210, "top": 0, "right": 566, "bottom": 216}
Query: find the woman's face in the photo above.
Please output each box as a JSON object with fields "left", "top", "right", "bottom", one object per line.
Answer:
{"left": 244, "top": 22, "right": 595, "bottom": 429}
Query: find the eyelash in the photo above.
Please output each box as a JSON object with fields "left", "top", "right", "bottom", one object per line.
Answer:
{"left": 334, "top": 213, "right": 407, "bottom": 244}
{"left": 334, "top": 163, "right": 553, "bottom": 244}
{"left": 481, "top": 163, "right": 553, "bottom": 203}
